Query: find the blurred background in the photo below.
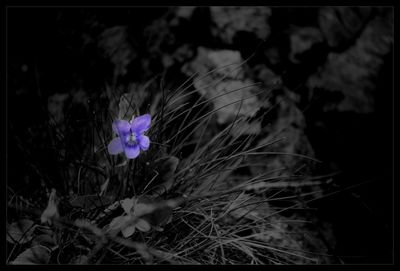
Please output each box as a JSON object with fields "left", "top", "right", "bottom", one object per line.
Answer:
{"left": 7, "top": 7, "right": 393, "bottom": 263}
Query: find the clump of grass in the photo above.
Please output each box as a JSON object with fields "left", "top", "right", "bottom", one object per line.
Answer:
{"left": 7, "top": 60, "right": 336, "bottom": 265}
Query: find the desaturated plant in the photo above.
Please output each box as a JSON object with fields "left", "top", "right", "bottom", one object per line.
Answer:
{"left": 7, "top": 60, "right": 332, "bottom": 265}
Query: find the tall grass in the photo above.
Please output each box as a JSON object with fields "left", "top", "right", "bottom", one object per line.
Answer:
{"left": 7, "top": 60, "right": 337, "bottom": 265}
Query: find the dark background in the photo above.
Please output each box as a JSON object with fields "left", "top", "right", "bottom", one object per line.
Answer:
{"left": 7, "top": 7, "right": 394, "bottom": 263}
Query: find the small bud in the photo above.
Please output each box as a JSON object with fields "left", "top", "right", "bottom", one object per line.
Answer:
{"left": 40, "top": 189, "right": 59, "bottom": 225}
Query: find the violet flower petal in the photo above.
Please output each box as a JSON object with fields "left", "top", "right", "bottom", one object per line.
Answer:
{"left": 130, "top": 114, "right": 151, "bottom": 134}
{"left": 112, "top": 120, "right": 131, "bottom": 135}
{"left": 107, "top": 137, "right": 124, "bottom": 155}
{"left": 137, "top": 135, "right": 150, "bottom": 151}
{"left": 124, "top": 144, "right": 140, "bottom": 159}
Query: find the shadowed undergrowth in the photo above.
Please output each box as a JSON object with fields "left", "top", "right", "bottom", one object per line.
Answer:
{"left": 7, "top": 61, "right": 338, "bottom": 265}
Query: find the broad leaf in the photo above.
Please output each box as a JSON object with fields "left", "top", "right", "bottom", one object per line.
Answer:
{"left": 11, "top": 246, "right": 51, "bottom": 264}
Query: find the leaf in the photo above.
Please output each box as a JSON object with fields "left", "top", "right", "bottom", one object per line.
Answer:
{"left": 109, "top": 215, "right": 133, "bottom": 237}
{"left": 319, "top": 7, "right": 372, "bottom": 48}
{"left": 121, "top": 225, "right": 135, "bottom": 238}
{"left": 134, "top": 196, "right": 175, "bottom": 227}
{"left": 99, "top": 26, "right": 136, "bottom": 77}
{"left": 40, "top": 189, "right": 59, "bottom": 225}
{"left": 109, "top": 216, "right": 126, "bottom": 231}
{"left": 11, "top": 246, "right": 51, "bottom": 264}
{"left": 120, "top": 198, "right": 134, "bottom": 214}
{"left": 308, "top": 13, "right": 393, "bottom": 113}
{"left": 182, "top": 47, "right": 262, "bottom": 124}
{"left": 143, "top": 205, "right": 173, "bottom": 227}
{"left": 118, "top": 93, "right": 137, "bottom": 120}
{"left": 70, "top": 255, "right": 89, "bottom": 264}
{"left": 32, "top": 234, "right": 57, "bottom": 248}
{"left": 135, "top": 219, "right": 151, "bottom": 232}
{"left": 7, "top": 219, "right": 36, "bottom": 244}
{"left": 134, "top": 202, "right": 156, "bottom": 217}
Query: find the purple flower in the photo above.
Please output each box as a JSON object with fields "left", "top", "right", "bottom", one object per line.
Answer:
{"left": 107, "top": 114, "right": 151, "bottom": 159}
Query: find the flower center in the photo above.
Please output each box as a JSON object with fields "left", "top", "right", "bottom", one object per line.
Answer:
{"left": 125, "top": 133, "right": 137, "bottom": 146}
